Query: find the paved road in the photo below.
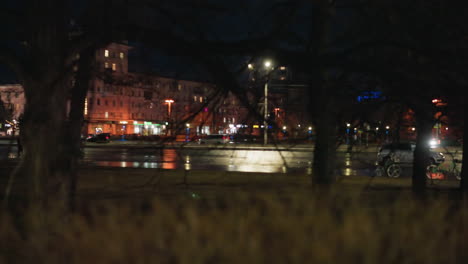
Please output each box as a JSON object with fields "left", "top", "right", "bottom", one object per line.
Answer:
{"left": 80, "top": 146, "right": 377, "bottom": 175}
{"left": 0, "top": 139, "right": 462, "bottom": 177}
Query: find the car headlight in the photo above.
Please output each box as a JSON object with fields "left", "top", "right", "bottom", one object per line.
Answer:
{"left": 429, "top": 139, "right": 440, "bottom": 148}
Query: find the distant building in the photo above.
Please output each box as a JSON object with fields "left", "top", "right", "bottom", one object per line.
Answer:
{"left": 0, "top": 42, "right": 251, "bottom": 137}
{"left": 86, "top": 42, "right": 222, "bottom": 136}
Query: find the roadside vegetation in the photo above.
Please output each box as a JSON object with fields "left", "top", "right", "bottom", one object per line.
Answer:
{"left": 1, "top": 169, "right": 466, "bottom": 263}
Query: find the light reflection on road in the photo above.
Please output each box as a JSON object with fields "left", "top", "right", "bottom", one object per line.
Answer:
{"left": 162, "top": 149, "right": 177, "bottom": 169}
{"left": 0, "top": 145, "right": 384, "bottom": 176}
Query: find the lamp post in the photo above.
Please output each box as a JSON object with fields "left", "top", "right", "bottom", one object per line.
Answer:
{"left": 385, "top": 125, "right": 390, "bottom": 142}
{"left": 346, "top": 123, "right": 351, "bottom": 144}
{"left": 165, "top": 99, "right": 174, "bottom": 135}
{"left": 164, "top": 99, "right": 174, "bottom": 117}
{"left": 263, "top": 60, "right": 272, "bottom": 145}
{"left": 248, "top": 60, "right": 273, "bottom": 145}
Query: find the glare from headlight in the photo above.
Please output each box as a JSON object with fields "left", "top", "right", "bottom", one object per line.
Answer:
{"left": 429, "top": 139, "right": 439, "bottom": 148}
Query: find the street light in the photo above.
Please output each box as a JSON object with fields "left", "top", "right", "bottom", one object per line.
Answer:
{"left": 247, "top": 59, "right": 274, "bottom": 145}
{"left": 164, "top": 99, "right": 174, "bottom": 117}
{"left": 263, "top": 60, "right": 273, "bottom": 145}
{"left": 346, "top": 123, "right": 351, "bottom": 144}
{"left": 164, "top": 99, "right": 174, "bottom": 135}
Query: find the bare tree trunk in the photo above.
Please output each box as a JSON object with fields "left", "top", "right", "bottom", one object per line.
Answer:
{"left": 17, "top": 0, "right": 71, "bottom": 209}
{"left": 20, "top": 79, "right": 70, "bottom": 208}
{"left": 412, "top": 103, "right": 434, "bottom": 195}
{"left": 460, "top": 96, "right": 468, "bottom": 192}
{"left": 64, "top": 47, "right": 95, "bottom": 211}
{"left": 312, "top": 92, "right": 338, "bottom": 185}
{"left": 309, "top": 0, "right": 335, "bottom": 186}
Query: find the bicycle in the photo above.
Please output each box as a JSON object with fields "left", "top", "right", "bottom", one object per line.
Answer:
{"left": 374, "top": 154, "right": 404, "bottom": 178}
{"left": 426, "top": 158, "right": 461, "bottom": 182}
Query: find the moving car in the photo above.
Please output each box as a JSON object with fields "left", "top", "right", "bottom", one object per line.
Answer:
{"left": 228, "top": 134, "right": 260, "bottom": 144}
{"left": 198, "top": 134, "right": 229, "bottom": 144}
{"left": 376, "top": 142, "right": 445, "bottom": 166}
{"left": 375, "top": 142, "right": 445, "bottom": 178}
{"left": 86, "top": 133, "right": 111, "bottom": 143}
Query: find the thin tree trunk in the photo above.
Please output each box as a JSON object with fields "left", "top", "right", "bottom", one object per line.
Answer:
{"left": 460, "top": 96, "right": 468, "bottom": 192}
{"left": 412, "top": 103, "right": 434, "bottom": 195}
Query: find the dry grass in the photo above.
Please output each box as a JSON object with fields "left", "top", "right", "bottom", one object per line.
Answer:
{"left": 1, "top": 172, "right": 467, "bottom": 264}
{"left": 1, "top": 167, "right": 467, "bottom": 263}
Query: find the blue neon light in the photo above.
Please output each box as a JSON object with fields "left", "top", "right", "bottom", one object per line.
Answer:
{"left": 357, "top": 91, "right": 383, "bottom": 102}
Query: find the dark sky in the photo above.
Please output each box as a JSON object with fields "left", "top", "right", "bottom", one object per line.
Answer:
{"left": 0, "top": 66, "right": 17, "bottom": 84}
{"left": 0, "top": 0, "right": 331, "bottom": 84}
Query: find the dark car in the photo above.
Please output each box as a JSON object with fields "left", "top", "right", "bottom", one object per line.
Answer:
{"left": 198, "top": 134, "right": 229, "bottom": 144}
{"left": 229, "top": 134, "right": 259, "bottom": 144}
{"left": 86, "top": 133, "right": 111, "bottom": 143}
{"left": 375, "top": 142, "right": 445, "bottom": 178}
{"left": 376, "top": 142, "right": 445, "bottom": 165}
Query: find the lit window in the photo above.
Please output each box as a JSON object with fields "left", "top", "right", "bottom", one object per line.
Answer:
{"left": 200, "top": 97, "right": 203, "bottom": 103}
{"left": 105, "top": 112, "right": 108, "bottom": 118}
{"left": 104, "top": 50, "right": 109, "bottom": 57}
{"left": 104, "top": 62, "right": 109, "bottom": 68}
{"left": 112, "top": 63, "right": 116, "bottom": 71}
{"left": 120, "top": 52, "right": 124, "bottom": 59}
{"left": 194, "top": 96, "right": 197, "bottom": 102}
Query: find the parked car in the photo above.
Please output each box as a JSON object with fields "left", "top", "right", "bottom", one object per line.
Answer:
{"left": 198, "top": 134, "right": 229, "bottom": 144}
{"left": 376, "top": 142, "right": 445, "bottom": 166}
{"left": 86, "top": 133, "right": 111, "bottom": 143}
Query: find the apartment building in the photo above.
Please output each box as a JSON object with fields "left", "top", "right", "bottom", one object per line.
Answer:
{"left": 1, "top": 42, "right": 279, "bottom": 138}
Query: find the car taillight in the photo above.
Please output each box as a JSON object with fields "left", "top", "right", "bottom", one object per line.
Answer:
{"left": 106, "top": 136, "right": 109, "bottom": 139}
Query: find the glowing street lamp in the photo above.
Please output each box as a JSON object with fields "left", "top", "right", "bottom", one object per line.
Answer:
{"left": 346, "top": 123, "right": 351, "bottom": 144}
{"left": 247, "top": 59, "right": 274, "bottom": 145}
{"left": 263, "top": 60, "right": 274, "bottom": 144}
{"left": 164, "top": 99, "right": 174, "bottom": 117}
